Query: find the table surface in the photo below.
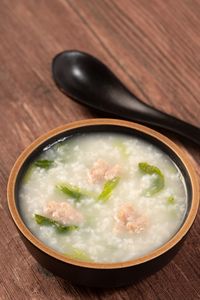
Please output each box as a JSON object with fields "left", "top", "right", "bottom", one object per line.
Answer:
{"left": 0, "top": 1, "right": 199, "bottom": 299}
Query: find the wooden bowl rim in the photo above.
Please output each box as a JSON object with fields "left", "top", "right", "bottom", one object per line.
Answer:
{"left": 7, "top": 118, "right": 199, "bottom": 269}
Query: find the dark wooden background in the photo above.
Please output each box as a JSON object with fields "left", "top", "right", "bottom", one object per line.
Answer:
{"left": 0, "top": 1, "right": 199, "bottom": 299}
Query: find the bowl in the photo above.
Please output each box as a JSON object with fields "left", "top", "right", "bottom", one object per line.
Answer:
{"left": 7, "top": 119, "right": 199, "bottom": 288}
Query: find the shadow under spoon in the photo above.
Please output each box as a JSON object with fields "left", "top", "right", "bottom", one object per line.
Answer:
{"left": 52, "top": 50, "right": 200, "bottom": 146}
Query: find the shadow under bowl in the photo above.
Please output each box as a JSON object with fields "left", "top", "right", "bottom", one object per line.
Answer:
{"left": 7, "top": 119, "right": 199, "bottom": 288}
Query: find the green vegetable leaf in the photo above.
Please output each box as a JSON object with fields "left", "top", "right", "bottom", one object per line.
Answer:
{"left": 34, "top": 159, "right": 54, "bottom": 169}
{"left": 98, "top": 177, "right": 120, "bottom": 202}
{"left": 34, "top": 214, "right": 78, "bottom": 233}
{"left": 23, "top": 159, "right": 54, "bottom": 183}
{"left": 23, "top": 164, "right": 35, "bottom": 183}
{"left": 56, "top": 183, "right": 96, "bottom": 201}
{"left": 138, "top": 162, "right": 164, "bottom": 196}
{"left": 65, "top": 246, "right": 93, "bottom": 262}
{"left": 113, "top": 140, "right": 128, "bottom": 159}
{"left": 167, "top": 196, "right": 175, "bottom": 205}
{"left": 35, "top": 214, "right": 53, "bottom": 225}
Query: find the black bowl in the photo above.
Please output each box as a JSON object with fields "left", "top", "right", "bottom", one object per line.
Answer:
{"left": 7, "top": 119, "right": 199, "bottom": 287}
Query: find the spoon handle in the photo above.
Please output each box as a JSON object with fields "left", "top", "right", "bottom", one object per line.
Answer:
{"left": 113, "top": 88, "right": 200, "bottom": 145}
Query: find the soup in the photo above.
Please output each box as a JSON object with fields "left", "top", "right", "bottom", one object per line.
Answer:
{"left": 19, "top": 133, "right": 187, "bottom": 263}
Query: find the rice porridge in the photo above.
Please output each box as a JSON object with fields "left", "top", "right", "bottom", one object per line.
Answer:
{"left": 19, "top": 133, "right": 187, "bottom": 263}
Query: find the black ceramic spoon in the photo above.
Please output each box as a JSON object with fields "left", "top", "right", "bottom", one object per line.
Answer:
{"left": 52, "top": 50, "right": 200, "bottom": 146}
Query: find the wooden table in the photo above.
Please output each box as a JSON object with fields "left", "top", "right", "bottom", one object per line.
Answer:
{"left": 0, "top": 1, "right": 199, "bottom": 299}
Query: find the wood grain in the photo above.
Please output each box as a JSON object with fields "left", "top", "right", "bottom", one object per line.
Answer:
{"left": 0, "top": 0, "right": 199, "bottom": 299}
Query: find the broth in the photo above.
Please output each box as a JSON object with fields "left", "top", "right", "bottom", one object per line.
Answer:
{"left": 19, "top": 133, "right": 187, "bottom": 263}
